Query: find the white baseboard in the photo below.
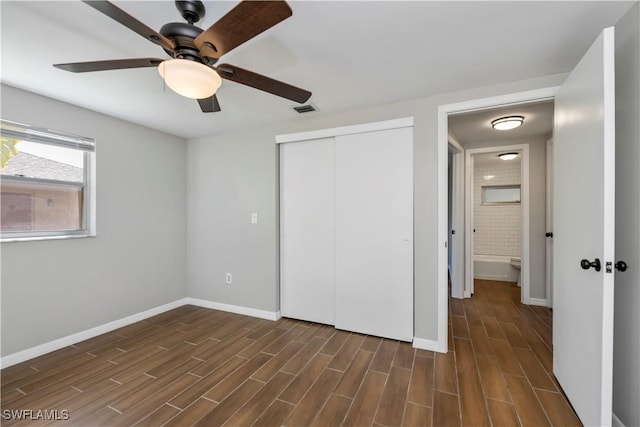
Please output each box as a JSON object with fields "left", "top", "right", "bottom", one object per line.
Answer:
{"left": 2, "top": 298, "right": 281, "bottom": 369}
{"left": 185, "top": 298, "right": 280, "bottom": 321}
{"left": 474, "top": 274, "right": 511, "bottom": 281}
{"left": 413, "top": 337, "right": 447, "bottom": 353}
{"left": 1, "top": 298, "right": 189, "bottom": 369}
{"left": 529, "top": 298, "right": 548, "bottom": 307}
{"left": 612, "top": 412, "right": 625, "bottom": 427}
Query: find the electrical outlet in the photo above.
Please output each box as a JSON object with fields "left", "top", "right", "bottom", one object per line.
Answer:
{"left": 225, "top": 273, "right": 232, "bottom": 284}
{"left": 251, "top": 212, "right": 258, "bottom": 224}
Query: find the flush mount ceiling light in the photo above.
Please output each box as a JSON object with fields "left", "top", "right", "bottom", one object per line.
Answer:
{"left": 491, "top": 115, "right": 524, "bottom": 131}
{"left": 498, "top": 152, "right": 519, "bottom": 161}
{"left": 158, "top": 59, "right": 221, "bottom": 99}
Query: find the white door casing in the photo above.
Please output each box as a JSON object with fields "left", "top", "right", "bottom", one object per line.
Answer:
{"left": 546, "top": 138, "right": 554, "bottom": 308}
{"left": 553, "top": 27, "right": 615, "bottom": 427}
{"left": 449, "top": 139, "right": 465, "bottom": 300}
{"left": 464, "top": 144, "right": 530, "bottom": 303}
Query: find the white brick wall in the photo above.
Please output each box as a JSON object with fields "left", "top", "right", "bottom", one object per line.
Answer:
{"left": 473, "top": 154, "right": 521, "bottom": 257}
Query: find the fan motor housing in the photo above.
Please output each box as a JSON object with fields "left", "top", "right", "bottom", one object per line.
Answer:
{"left": 160, "top": 22, "right": 216, "bottom": 65}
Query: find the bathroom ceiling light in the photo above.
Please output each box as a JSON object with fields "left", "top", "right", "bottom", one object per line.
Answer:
{"left": 491, "top": 115, "right": 524, "bottom": 131}
{"left": 498, "top": 152, "right": 519, "bottom": 161}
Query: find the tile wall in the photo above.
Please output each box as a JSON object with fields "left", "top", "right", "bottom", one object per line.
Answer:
{"left": 473, "top": 153, "right": 521, "bottom": 257}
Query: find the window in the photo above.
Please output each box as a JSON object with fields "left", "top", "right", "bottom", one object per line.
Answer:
{"left": 1, "top": 119, "right": 95, "bottom": 241}
{"left": 482, "top": 185, "right": 520, "bottom": 204}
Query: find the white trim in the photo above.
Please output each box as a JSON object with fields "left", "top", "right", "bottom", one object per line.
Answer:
{"left": 185, "top": 298, "right": 280, "bottom": 321}
{"left": 437, "top": 85, "right": 560, "bottom": 355}
{"left": 529, "top": 298, "right": 549, "bottom": 307}
{"left": 600, "top": 27, "right": 616, "bottom": 427}
{"left": 448, "top": 135, "right": 464, "bottom": 153}
{"left": 612, "top": 413, "right": 626, "bottom": 427}
{"left": 1, "top": 298, "right": 280, "bottom": 369}
{"left": 546, "top": 138, "right": 554, "bottom": 308}
{"left": 464, "top": 144, "right": 530, "bottom": 303}
{"left": 437, "top": 106, "right": 449, "bottom": 353}
{"left": 1, "top": 298, "right": 189, "bottom": 369}
{"left": 449, "top": 145, "right": 465, "bottom": 299}
{"left": 412, "top": 337, "right": 447, "bottom": 353}
{"left": 464, "top": 152, "right": 475, "bottom": 298}
{"left": 441, "top": 87, "right": 560, "bottom": 116}
{"left": 275, "top": 117, "right": 414, "bottom": 143}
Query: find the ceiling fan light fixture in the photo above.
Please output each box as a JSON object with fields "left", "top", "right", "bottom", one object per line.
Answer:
{"left": 491, "top": 115, "right": 524, "bottom": 131}
{"left": 498, "top": 152, "right": 519, "bottom": 161}
{"left": 158, "top": 58, "right": 221, "bottom": 99}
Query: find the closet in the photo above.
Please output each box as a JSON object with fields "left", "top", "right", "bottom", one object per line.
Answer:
{"left": 278, "top": 118, "right": 414, "bottom": 341}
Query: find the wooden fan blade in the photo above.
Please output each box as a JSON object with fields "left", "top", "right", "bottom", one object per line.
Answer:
{"left": 54, "top": 58, "right": 164, "bottom": 73}
{"left": 198, "top": 94, "right": 222, "bottom": 113}
{"left": 83, "top": 1, "right": 175, "bottom": 51}
{"left": 194, "top": 1, "right": 292, "bottom": 59}
{"left": 216, "top": 63, "right": 311, "bottom": 103}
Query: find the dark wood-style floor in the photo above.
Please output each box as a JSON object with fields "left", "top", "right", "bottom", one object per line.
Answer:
{"left": 1, "top": 280, "right": 581, "bottom": 426}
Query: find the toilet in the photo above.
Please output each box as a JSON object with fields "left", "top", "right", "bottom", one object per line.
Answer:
{"left": 510, "top": 257, "right": 522, "bottom": 287}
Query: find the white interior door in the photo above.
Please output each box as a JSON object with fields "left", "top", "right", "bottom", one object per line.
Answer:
{"left": 553, "top": 27, "right": 615, "bottom": 427}
{"left": 334, "top": 128, "right": 414, "bottom": 341}
{"left": 280, "top": 138, "right": 335, "bottom": 325}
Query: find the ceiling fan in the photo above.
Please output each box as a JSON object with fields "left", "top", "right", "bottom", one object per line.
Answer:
{"left": 54, "top": 0, "right": 312, "bottom": 113}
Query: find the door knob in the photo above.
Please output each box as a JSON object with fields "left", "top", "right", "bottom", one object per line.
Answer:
{"left": 615, "top": 261, "right": 628, "bottom": 272}
{"left": 581, "top": 258, "right": 601, "bottom": 272}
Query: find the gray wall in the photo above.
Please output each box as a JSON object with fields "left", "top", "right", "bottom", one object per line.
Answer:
{"left": 0, "top": 85, "right": 188, "bottom": 356}
{"left": 614, "top": 3, "right": 640, "bottom": 426}
{"left": 186, "top": 73, "right": 565, "bottom": 341}
{"left": 462, "top": 137, "right": 548, "bottom": 300}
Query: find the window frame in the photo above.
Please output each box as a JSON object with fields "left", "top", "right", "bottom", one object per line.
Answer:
{"left": 1, "top": 119, "right": 96, "bottom": 242}
{"left": 481, "top": 184, "right": 521, "bottom": 205}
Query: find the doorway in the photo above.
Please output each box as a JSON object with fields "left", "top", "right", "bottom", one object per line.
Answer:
{"left": 436, "top": 86, "right": 559, "bottom": 352}
{"left": 463, "top": 144, "right": 530, "bottom": 302}
{"left": 447, "top": 100, "right": 553, "bottom": 308}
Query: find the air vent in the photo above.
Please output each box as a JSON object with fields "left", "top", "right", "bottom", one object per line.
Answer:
{"left": 293, "top": 104, "right": 318, "bottom": 114}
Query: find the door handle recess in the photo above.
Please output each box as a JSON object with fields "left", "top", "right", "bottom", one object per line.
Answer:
{"left": 615, "top": 261, "right": 628, "bottom": 272}
{"left": 581, "top": 258, "right": 601, "bottom": 272}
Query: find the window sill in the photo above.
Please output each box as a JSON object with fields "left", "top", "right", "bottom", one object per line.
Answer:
{"left": 1, "top": 233, "right": 96, "bottom": 243}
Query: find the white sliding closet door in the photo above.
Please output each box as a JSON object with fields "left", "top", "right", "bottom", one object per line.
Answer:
{"left": 334, "top": 127, "right": 414, "bottom": 341}
{"left": 280, "top": 138, "right": 335, "bottom": 324}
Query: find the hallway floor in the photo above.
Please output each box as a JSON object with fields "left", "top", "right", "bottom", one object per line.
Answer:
{"left": 444, "top": 279, "right": 581, "bottom": 426}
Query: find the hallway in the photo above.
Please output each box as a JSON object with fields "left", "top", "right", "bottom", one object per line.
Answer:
{"left": 442, "top": 279, "right": 581, "bottom": 426}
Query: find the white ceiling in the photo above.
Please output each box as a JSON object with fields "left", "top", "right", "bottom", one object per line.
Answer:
{"left": 448, "top": 100, "right": 554, "bottom": 144}
{"left": 0, "top": 1, "right": 634, "bottom": 139}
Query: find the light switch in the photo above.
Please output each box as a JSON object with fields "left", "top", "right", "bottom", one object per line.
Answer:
{"left": 251, "top": 212, "right": 258, "bottom": 224}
